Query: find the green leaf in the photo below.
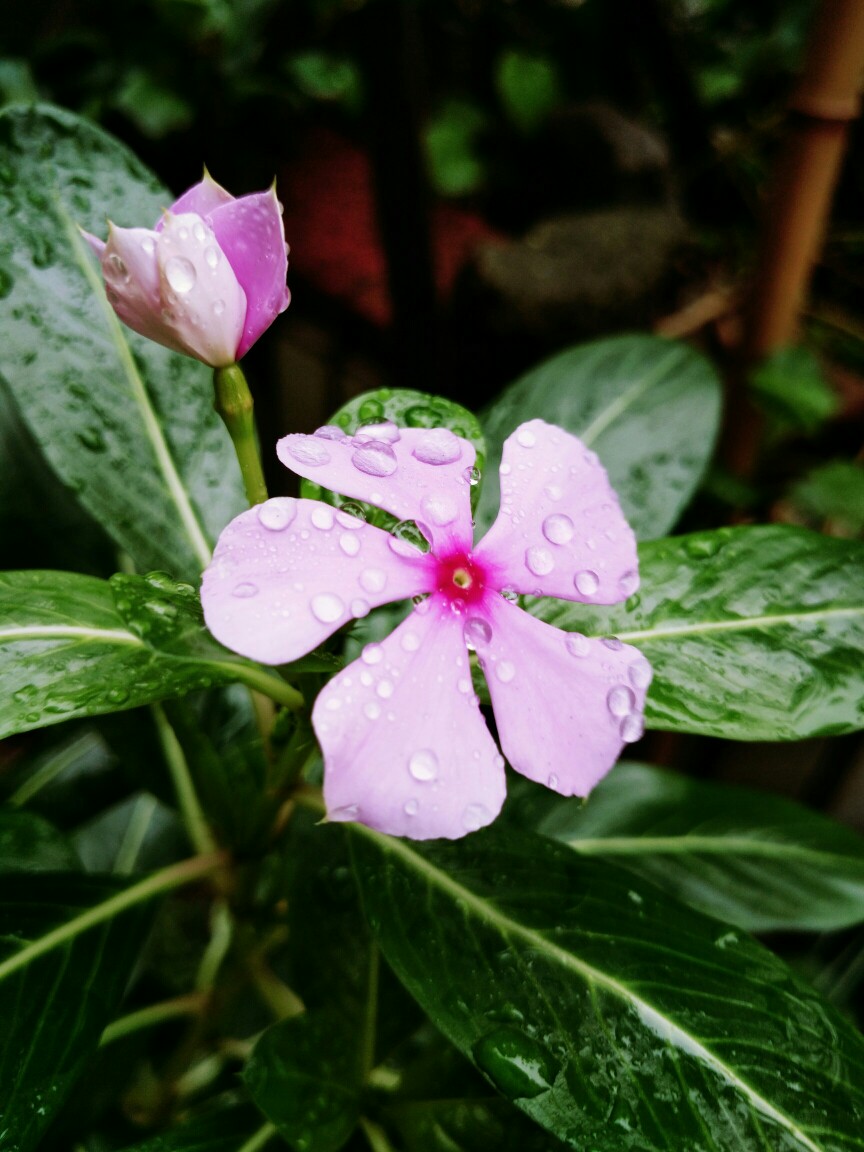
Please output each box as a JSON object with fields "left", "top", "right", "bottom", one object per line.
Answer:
{"left": 300, "top": 387, "right": 486, "bottom": 523}
{"left": 0, "top": 103, "right": 245, "bottom": 582}
{"left": 0, "top": 874, "right": 153, "bottom": 1152}
{"left": 530, "top": 525, "right": 864, "bottom": 740}
{"left": 495, "top": 50, "right": 562, "bottom": 134}
{"left": 789, "top": 460, "right": 864, "bottom": 536}
{"left": 425, "top": 100, "right": 489, "bottom": 198}
{"left": 0, "top": 569, "right": 300, "bottom": 737}
{"left": 477, "top": 335, "right": 722, "bottom": 540}
{"left": 749, "top": 345, "right": 837, "bottom": 434}
{"left": 387, "top": 1097, "right": 567, "bottom": 1152}
{"left": 245, "top": 1007, "right": 362, "bottom": 1152}
{"left": 512, "top": 762, "right": 864, "bottom": 932}
{"left": 350, "top": 824, "right": 864, "bottom": 1152}
{"left": 116, "top": 1102, "right": 266, "bottom": 1152}
{"left": 0, "top": 809, "right": 80, "bottom": 872}
{"left": 71, "top": 792, "right": 185, "bottom": 874}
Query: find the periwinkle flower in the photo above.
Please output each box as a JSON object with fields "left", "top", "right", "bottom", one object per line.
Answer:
{"left": 85, "top": 171, "right": 290, "bottom": 367}
{"left": 201, "top": 419, "right": 652, "bottom": 840}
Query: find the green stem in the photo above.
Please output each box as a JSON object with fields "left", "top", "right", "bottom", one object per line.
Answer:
{"left": 236, "top": 1122, "right": 278, "bottom": 1152}
{"left": 7, "top": 731, "right": 103, "bottom": 808}
{"left": 153, "top": 704, "right": 218, "bottom": 857}
{"left": 196, "top": 899, "right": 233, "bottom": 992}
{"left": 360, "top": 1117, "right": 397, "bottom": 1152}
{"left": 100, "top": 992, "right": 205, "bottom": 1046}
{"left": 0, "top": 852, "right": 226, "bottom": 984}
{"left": 213, "top": 364, "right": 268, "bottom": 507}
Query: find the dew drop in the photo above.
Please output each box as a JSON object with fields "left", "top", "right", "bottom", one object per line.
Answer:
{"left": 351, "top": 598, "right": 370, "bottom": 618}
{"left": 517, "top": 428, "right": 536, "bottom": 448}
{"left": 140, "top": 236, "right": 156, "bottom": 255}
{"left": 359, "top": 568, "right": 387, "bottom": 593}
{"left": 389, "top": 520, "right": 430, "bottom": 555}
{"left": 364, "top": 701, "right": 381, "bottom": 720}
{"left": 204, "top": 245, "right": 220, "bottom": 268}
{"left": 496, "top": 660, "right": 516, "bottom": 683}
{"left": 462, "top": 803, "right": 490, "bottom": 831}
{"left": 257, "top": 497, "right": 297, "bottom": 531}
{"left": 404, "top": 799, "right": 419, "bottom": 816}
{"left": 232, "top": 581, "right": 258, "bottom": 598}
{"left": 525, "top": 546, "right": 554, "bottom": 576}
{"left": 408, "top": 749, "right": 438, "bottom": 781}
{"left": 337, "top": 502, "right": 366, "bottom": 526}
{"left": 547, "top": 773, "right": 559, "bottom": 790}
{"left": 602, "top": 636, "right": 623, "bottom": 651}
{"left": 412, "top": 428, "right": 462, "bottom": 465}
{"left": 362, "top": 642, "right": 384, "bottom": 665}
{"left": 164, "top": 256, "right": 196, "bottom": 293}
{"left": 574, "top": 570, "right": 600, "bottom": 597}
{"left": 212, "top": 299, "right": 225, "bottom": 316}
{"left": 542, "top": 513, "right": 574, "bottom": 545}
{"left": 192, "top": 220, "right": 207, "bottom": 243}
{"left": 463, "top": 617, "right": 492, "bottom": 650}
{"left": 620, "top": 712, "right": 645, "bottom": 743}
{"left": 500, "top": 462, "right": 512, "bottom": 476}
{"left": 286, "top": 438, "right": 331, "bottom": 467}
{"left": 457, "top": 677, "right": 472, "bottom": 694}
{"left": 500, "top": 587, "right": 519, "bottom": 603}
{"left": 377, "top": 679, "right": 394, "bottom": 699}
{"left": 565, "top": 632, "right": 591, "bottom": 657}
{"left": 544, "top": 483, "right": 563, "bottom": 501}
{"left": 311, "top": 593, "right": 344, "bottom": 623}
{"left": 401, "top": 631, "right": 420, "bottom": 652}
{"left": 619, "top": 569, "right": 639, "bottom": 597}
{"left": 421, "top": 493, "right": 458, "bottom": 526}
{"left": 311, "top": 506, "right": 335, "bottom": 530}
{"left": 628, "top": 658, "right": 652, "bottom": 690}
{"left": 314, "top": 424, "right": 346, "bottom": 441}
{"left": 607, "top": 685, "right": 636, "bottom": 717}
{"left": 357, "top": 421, "right": 400, "bottom": 443}
{"left": 352, "top": 441, "right": 397, "bottom": 477}
{"left": 339, "top": 532, "right": 360, "bottom": 556}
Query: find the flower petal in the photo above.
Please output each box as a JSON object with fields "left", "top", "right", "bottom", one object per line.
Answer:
{"left": 316, "top": 599, "right": 506, "bottom": 840}
{"left": 474, "top": 419, "right": 639, "bottom": 605}
{"left": 166, "top": 170, "right": 234, "bottom": 219}
{"left": 99, "top": 223, "right": 192, "bottom": 356}
{"left": 277, "top": 426, "right": 475, "bottom": 553}
{"left": 208, "top": 188, "right": 290, "bottom": 359}
{"left": 201, "top": 498, "right": 432, "bottom": 664}
{"left": 478, "top": 596, "right": 652, "bottom": 796}
{"left": 156, "top": 213, "right": 247, "bottom": 367}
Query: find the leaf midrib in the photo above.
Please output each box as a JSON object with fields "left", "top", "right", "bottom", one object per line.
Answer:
{"left": 579, "top": 346, "right": 684, "bottom": 447}
{"left": 361, "top": 827, "right": 826, "bottom": 1152}
{"left": 565, "top": 834, "right": 864, "bottom": 871}
{"left": 606, "top": 604, "right": 864, "bottom": 643}
{"left": 58, "top": 205, "right": 212, "bottom": 570}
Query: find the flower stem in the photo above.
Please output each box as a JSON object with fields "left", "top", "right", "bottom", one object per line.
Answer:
{"left": 213, "top": 364, "right": 269, "bottom": 507}
{"left": 100, "top": 992, "right": 206, "bottom": 1046}
{"left": 153, "top": 704, "right": 218, "bottom": 857}
{"left": 236, "top": 1123, "right": 278, "bottom": 1152}
{"left": 0, "top": 852, "right": 226, "bottom": 984}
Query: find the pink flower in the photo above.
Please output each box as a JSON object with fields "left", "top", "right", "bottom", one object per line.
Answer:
{"left": 201, "top": 419, "right": 651, "bottom": 840}
{"left": 84, "top": 171, "right": 290, "bottom": 367}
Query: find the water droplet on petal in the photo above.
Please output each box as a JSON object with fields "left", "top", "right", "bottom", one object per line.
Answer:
{"left": 607, "top": 685, "right": 636, "bottom": 717}
{"left": 517, "top": 428, "right": 536, "bottom": 448}
{"left": 286, "top": 438, "right": 331, "bottom": 467}
{"left": 629, "top": 658, "right": 652, "bottom": 690}
{"left": 409, "top": 749, "right": 438, "bottom": 781}
{"left": 164, "top": 255, "right": 196, "bottom": 293}
{"left": 339, "top": 532, "right": 360, "bottom": 556}
{"left": 358, "top": 567, "right": 387, "bottom": 594}
{"left": 337, "top": 502, "right": 366, "bottom": 525}
{"left": 463, "top": 465, "right": 481, "bottom": 486}
{"left": 462, "top": 803, "right": 490, "bottom": 831}
{"left": 140, "top": 236, "right": 156, "bottom": 255}
{"left": 377, "top": 679, "right": 394, "bottom": 699}
{"left": 352, "top": 441, "right": 397, "bottom": 477}
{"left": 362, "top": 642, "right": 384, "bottom": 665}
{"left": 602, "top": 636, "right": 623, "bottom": 651}
{"left": 421, "top": 493, "right": 458, "bottom": 526}
{"left": 364, "top": 701, "right": 381, "bottom": 720}
{"left": 232, "top": 582, "right": 258, "bottom": 598}
{"left": 619, "top": 569, "right": 639, "bottom": 597}
{"left": 311, "top": 593, "right": 344, "bottom": 623}
{"left": 458, "top": 677, "right": 472, "bottom": 694}
{"left": 495, "top": 661, "right": 516, "bottom": 683}
{"left": 212, "top": 298, "right": 225, "bottom": 316}
{"left": 565, "top": 632, "right": 591, "bottom": 657}
{"left": 404, "top": 799, "right": 419, "bottom": 816}
{"left": 463, "top": 617, "right": 492, "bottom": 649}
{"left": 357, "top": 421, "right": 400, "bottom": 443}
{"left": 620, "top": 712, "right": 645, "bottom": 743}
{"left": 311, "top": 506, "right": 335, "bottom": 530}
{"left": 574, "top": 570, "right": 599, "bottom": 597}
{"left": 401, "top": 631, "right": 420, "bottom": 652}
{"left": 542, "top": 513, "right": 574, "bottom": 545}
{"left": 192, "top": 220, "right": 207, "bottom": 243}
{"left": 544, "top": 483, "right": 562, "bottom": 501}
{"left": 257, "top": 497, "right": 297, "bottom": 531}
{"left": 412, "top": 428, "right": 462, "bottom": 465}
{"left": 500, "top": 587, "right": 519, "bottom": 603}
{"left": 525, "top": 546, "right": 554, "bottom": 576}
{"left": 204, "top": 245, "right": 220, "bottom": 269}
{"left": 547, "top": 773, "right": 559, "bottom": 790}
{"left": 351, "top": 597, "right": 370, "bottom": 617}
{"left": 390, "top": 520, "right": 431, "bottom": 555}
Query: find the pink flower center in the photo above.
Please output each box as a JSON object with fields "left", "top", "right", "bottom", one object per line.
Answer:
{"left": 434, "top": 551, "right": 490, "bottom": 610}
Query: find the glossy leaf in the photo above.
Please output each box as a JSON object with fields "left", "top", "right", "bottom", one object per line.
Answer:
{"left": 245, "top": 1008, "right": 362, "bottom": 1152}
{"left": 300, "top": 387, "right": 486, "bottom": 522}
{"left": 476, "top": 335, "right": 721, "bottom": 540}
{"left": 387, "top": 1097, "right": 567, "bottom": 1152}
{"left": 0, "top": 874, "right": 153, "bottom": 1152}
{"left": 530, "top": 525, "right": 864, "bottom": 740}
{"left": 0, "top": 569, "right": 301, "bottom": 737}
{"left": 350, "top": 823, "right": 864, "bottom": 1151}
{"left": 0, "top": 809, "right": 80, "bottom": 872}
{"left": 511, "top": 762, "right": 864, "bottom": 932}
{"left": 0, "top": 103, "right": 245, "bottom": 581}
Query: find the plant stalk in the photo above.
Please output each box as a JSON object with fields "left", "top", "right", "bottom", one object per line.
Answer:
{"left": 213, "top": 363, "right": 269, "bottom": 507}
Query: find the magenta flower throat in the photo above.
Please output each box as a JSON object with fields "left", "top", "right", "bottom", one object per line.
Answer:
{"left": 201, "top": 419, "right": 652, "bottom": 840}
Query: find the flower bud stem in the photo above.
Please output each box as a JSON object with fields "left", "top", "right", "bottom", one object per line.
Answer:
{"left": 213, "top": 364, "right": 269, "bottom": 507}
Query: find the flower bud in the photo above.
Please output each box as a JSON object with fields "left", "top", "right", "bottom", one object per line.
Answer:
{"left": 84, "top": 172, "right": 290, "bottom": 367}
